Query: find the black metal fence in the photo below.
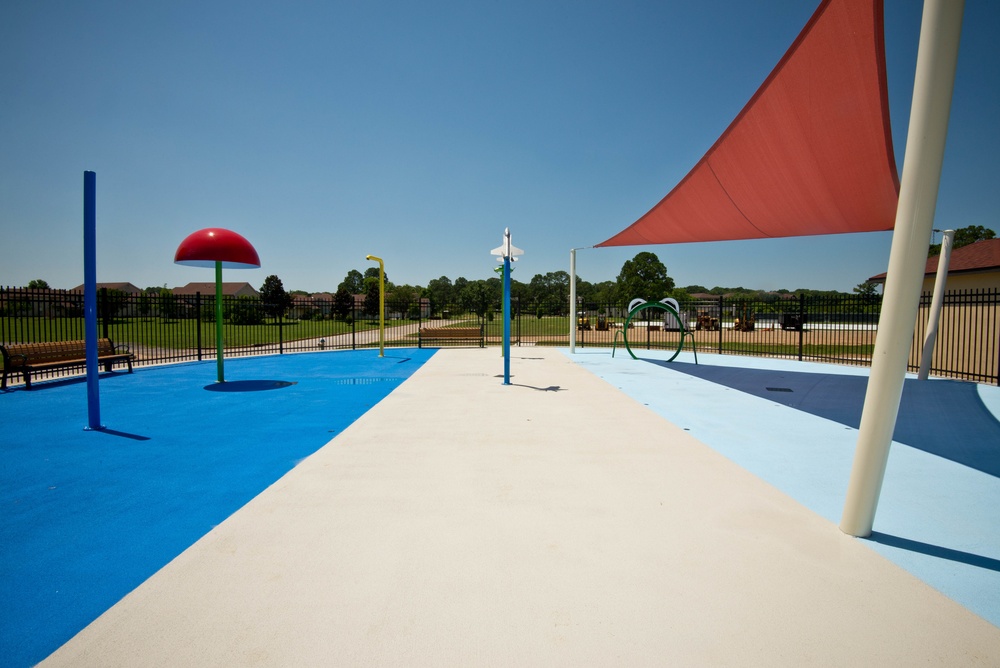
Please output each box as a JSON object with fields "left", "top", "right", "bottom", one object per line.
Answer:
{"left": 2, "top": 287, "right": 998, "bottom": 385}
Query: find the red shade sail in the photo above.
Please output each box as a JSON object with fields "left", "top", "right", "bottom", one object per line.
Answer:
{"left": 597, "top": 0, "right": 899, "bottom": 247}
{"left": 174, "top": 228, "right": 261, "bottom": 268}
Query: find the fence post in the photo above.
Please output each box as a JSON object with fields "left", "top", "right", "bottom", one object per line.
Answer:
{"left": 1, "top": 287, "right": 7, "bottom": 344}
{"left": 718, "top": 295, "right": 724, "bottom": 354}
{"left": 279, "top": 312, "right": 284, "bottom": 354}
{"left": 798, "top": 293, "right": 805, "bottom": 361}
{"left": 100, "top": 287, "right": 110, "bottom": 340}
{"left": 195, "top": 292, "right": 203, "bottom": 360}
{"left": 515, "top": 297, "right": 521, "bottom": 346}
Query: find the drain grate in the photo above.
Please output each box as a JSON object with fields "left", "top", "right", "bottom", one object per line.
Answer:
{"left": 766, "top": 387, "right": 793, "bottom": 392}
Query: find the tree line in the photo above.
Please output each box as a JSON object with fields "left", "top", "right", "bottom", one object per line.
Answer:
{"left": 23, "top": 224, "right": 994, "bottom": 320}
{"left": 15, "top": 250, "right": 876, "bottom": 323}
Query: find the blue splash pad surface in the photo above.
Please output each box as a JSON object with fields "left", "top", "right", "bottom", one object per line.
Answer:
{"left": 656, "top": 360, "right": 1000, "bottom": 478}
{"left": 564, "top": 349, "right": 1000, "bottom": 630}
{"left": 0, "top": 349, "right": 434, "bottom": 668}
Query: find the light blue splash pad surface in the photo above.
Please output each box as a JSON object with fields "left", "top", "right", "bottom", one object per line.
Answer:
{"left": 1, "top": 349, "right": 434, "bottom": 668}
{"left": 564, "top": 348, "right": 1000, "bottom": 629}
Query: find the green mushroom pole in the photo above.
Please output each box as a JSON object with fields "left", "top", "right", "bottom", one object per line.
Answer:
{"left": 215, "top": 260, "right": 225, "bottom": 382}
{"left": 174, "top": 227, "right": 260, "bottom": 384}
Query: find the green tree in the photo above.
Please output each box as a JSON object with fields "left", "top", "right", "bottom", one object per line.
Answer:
{"left": 226, "top": 296, "right": 263, "bottom": 325}
{"left": 527, "top": 271, "right": 571, "bottom": 314}
{"left": 158, "top": 288, "right": 178, "bottom": 320}
{"left": 426, "top": 276, "right": 453, "bottom": 315}
{"left": 590, "top": 280, "right": 617, "bottom": 305}
{"left": 27, "top": 279, "right": 50, "bottom": 289}
{"left": 389, "top": 284, "right": 418, "bottom": 318}
{"left": 928, "top": 225, "right": 996, "bottom": 256}
{"left": 363, "top": 276, "right": 381, "bottom": 318}
{"left": 338, "top": 269, "right": 365, "bottom": 294}
{"left": 615, "top": 252, "right": 674, "bottom": 305}
{"left": 138, "top": 292, "right": 152, "bottom": 318}
{"left": 853, "top": 281, "right": 878, "bottom": 297}
{"left": 670, "top": 287, "right": 693, "bottom": 305}
{"left": 333, "top": 287, "right": 354, "bottom": 320}
{"left": 510, "top": 277, "right": 529, "bottom": 311}
{"left": 363, "top": 266, "right": 390, "bottom": 288}
{"left": 459, "top": 280, "right": 495, "bottom": 322}
{"left": 98, "top": 288, "right": 128, "bottom": 321}
{"left": 259, "top": 275, "right": 292, "bottom": 318}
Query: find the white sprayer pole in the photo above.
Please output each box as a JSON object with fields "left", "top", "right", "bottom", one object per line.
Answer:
{"left": 840, "top": 0, "right": 964, "bottom": 537}
{"left": 918, "top": 229, "right": 955, "bottom": 380}
{"left": 570, "top": 248, "right": 577, "bottom": 353}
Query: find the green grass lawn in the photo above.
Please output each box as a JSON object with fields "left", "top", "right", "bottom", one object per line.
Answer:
{"left": 1, "top": 316, "right": 389, "bottom": 349}
{"left": 1, "top": 314, "right": 876, "bottom": 367}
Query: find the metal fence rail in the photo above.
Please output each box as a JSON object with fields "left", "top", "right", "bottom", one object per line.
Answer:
{"left": 2, "top": 287, "right": 998, "bottom": 386}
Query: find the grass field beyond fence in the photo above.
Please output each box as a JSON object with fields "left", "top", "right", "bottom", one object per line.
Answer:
{"left": 2, "top": 288, "right": 997, "bottom": 385}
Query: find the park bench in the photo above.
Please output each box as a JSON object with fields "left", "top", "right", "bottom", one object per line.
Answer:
{"left": 417, "top": 326, "right": 484, "bottom": 348}
{"left": 1, "top": 338, "right": 134, "bottom": 390}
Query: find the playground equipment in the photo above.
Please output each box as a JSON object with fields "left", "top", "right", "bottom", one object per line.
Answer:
{"left": 613, "top": 298, "right": 697, "bottom": 364}
{"left": 175, "top": 228, "right": 261, "bottom": 383}
{"left": 779, "top": 313, "right": 805, "bottom": 331}
{"left": 734, "top": 304, "right": 756, "bottom": 332}
{"left": 491, "top": 228, "right": 523, "bottom": 385}
{"left": 696, "top": 311, "right": 720, "bottom": 331}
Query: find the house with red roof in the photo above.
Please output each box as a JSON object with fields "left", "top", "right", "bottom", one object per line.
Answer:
{"left": 172, "top": 282, "right": 260, "bottom": 298}
{"left": 868, "top": 239, "right": 1000, "bottom": 292}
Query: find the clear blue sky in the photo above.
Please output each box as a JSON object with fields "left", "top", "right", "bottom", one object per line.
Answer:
{"left": 2, "top": 1, "right": 997, "bottom": 294}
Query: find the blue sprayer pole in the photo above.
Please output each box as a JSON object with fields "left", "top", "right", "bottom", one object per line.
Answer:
{"left": 503, "top": 256, "right": 511, "bottom": 385}
{"left": 83, "top": 171, "right": 103, "bottom": 430}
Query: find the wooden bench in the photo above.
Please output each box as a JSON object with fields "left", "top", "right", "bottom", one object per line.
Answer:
{"left": 418, "top": 326, "right": 484, "bottom": 348}
{"left": 1, "top": 338, "right": 134, "bottom": 390}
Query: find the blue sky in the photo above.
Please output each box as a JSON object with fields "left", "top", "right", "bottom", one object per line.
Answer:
{"left": 2, "top": 1, "right": 997, "bottom": 294}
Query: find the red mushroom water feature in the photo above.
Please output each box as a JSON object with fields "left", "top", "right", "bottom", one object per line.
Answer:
{"left": 174, "top": 228, "right": 260, "bottom": 382}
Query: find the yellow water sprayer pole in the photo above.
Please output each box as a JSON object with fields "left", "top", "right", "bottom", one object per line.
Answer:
{"left": 366, "top": 255, "right": 385, "bottom": 357}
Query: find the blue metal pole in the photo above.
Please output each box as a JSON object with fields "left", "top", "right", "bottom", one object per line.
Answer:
{"left": 503, "top": 256, "right": 511, "bottom": 385}
{"left": 215, "top": 261, "right": 225, "bottom": 383}
{"left": 83, "top": 171, "right": 103, "bottom": 430}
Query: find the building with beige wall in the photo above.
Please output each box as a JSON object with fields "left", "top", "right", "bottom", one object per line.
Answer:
{"left": 869, "top": 239, "right": 1000, "bottom": 382}
{"left": 869, "top": 238, "right": 1000, "bottom": 292}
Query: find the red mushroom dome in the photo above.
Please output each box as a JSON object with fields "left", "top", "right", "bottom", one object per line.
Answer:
{"left": 174, "top": 228, "right": 260, "bottom": 268}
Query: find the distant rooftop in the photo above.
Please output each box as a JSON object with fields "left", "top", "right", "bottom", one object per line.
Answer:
{"left": 869, "top": 238, "right": 1000, "bottom": 283}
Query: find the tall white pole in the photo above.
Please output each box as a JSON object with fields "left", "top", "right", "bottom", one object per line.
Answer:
{"left": 570, "top": 249, "right": 577, "bottom": 353}
{"left": 840, "top": 0, "right": 964, "bottom": 537}
{"left": 918, "top": 229, "right": 955, "bottom": 380}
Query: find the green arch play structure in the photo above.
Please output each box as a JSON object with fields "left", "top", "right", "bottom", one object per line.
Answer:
{"left": 613, "top": 300, "right": 698, "bottom": 364}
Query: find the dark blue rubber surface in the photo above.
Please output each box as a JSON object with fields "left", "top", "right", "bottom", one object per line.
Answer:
{"left": 0, "top": 349, "right": 434, "bottom": 668}
{"left": 655, "top": 361, "right": 1000, "bottom": 478}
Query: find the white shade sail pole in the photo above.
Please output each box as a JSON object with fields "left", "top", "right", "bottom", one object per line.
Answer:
{"left": 570, "top": 249, "right": 577, "bottom": 353}
{"left": 918, "top": 229, "right": 955, "bottom": 380}
{"left": 840, "top": 0, "right": 965, "bottom": 537}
